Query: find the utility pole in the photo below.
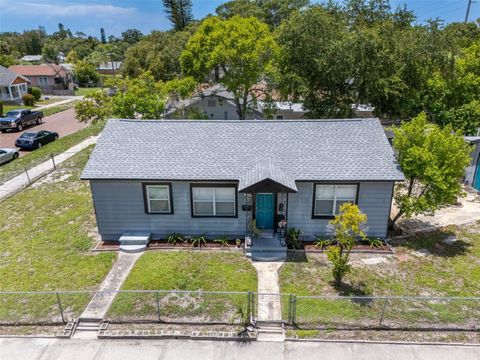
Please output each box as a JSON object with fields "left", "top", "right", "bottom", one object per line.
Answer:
{"left": 465, "top": 0, "right": 473, "bottom": 23}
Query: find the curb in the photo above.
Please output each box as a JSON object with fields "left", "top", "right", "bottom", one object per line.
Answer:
{"left": 286, "top": 337, "right": 480, "bottom": 347}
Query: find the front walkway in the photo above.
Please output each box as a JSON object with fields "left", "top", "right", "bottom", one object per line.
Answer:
{"left": 252, "top": 261, "right": 284, "bottom": 322}
{"left": 0, "top": 136, "right": 98, "bottom": 201}
{"left": 2, "top": 338, "right": 479, "bottom": 360}
{"left": 80, "top": 252, "right": 142, "bottom": 321}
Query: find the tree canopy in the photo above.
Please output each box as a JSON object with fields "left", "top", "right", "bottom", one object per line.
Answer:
{"left": 391, "top": 112, "right": 472, "bottom": 227}
{"left": 181, "top": 16, "right": 279, "bottom": 119}
{"left": 162, "top": 0, "right": 194, "bottom": 31}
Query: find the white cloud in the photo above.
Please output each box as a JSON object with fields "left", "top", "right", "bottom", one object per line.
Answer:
{"left": 1, "top": 0, "right": 137, "bottom": 18}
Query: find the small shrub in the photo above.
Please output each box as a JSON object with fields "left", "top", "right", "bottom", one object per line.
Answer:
{"left": 286, "top": 227, "right": 302, "bottom": 250}
{"left": 214, "top": 236, "right": 230, "bottom": 247}
{"left": 167, "top": 233, "right": 183, "bottom": 246}
{"left": 28, "top": 86, "right": 42, "bottom": 101}
{"left": 22, "top": 93, "right": 35, "bottom": 106}
{"left": 366, "top": 237, "right": 384, "bottom": 248}
{"left": 0, "top": 101, "right": 3, "bottom": 116}
{"left": 190, "top": 235, "right": 206, "bottom": 247}
{"left": 314, "top": 235, "right": 333, "bottom": 249}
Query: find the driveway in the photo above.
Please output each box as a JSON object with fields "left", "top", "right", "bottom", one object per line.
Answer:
{"left": 1, "top": 338, "right": 479, "bottom": 360}
{"left": 0, "top": 108, "right": 87, "bottom": 157}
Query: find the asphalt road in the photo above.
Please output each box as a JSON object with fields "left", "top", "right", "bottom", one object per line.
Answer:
{"left": 0, "top": 108, "right": 88, "bottom": 157}
{"left": 1, "top": 338, "right": 479, "bottom": 360}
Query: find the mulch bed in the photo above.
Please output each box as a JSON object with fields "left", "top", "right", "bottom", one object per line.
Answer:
{"left": 93, "top": 240, "right": 244, "bottom": 252}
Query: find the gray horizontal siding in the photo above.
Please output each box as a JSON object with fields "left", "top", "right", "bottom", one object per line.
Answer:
{"left": 90, "top": 180, "right": 394, "bottom": 241}
{"left": 465, "top": 143, "right": 480, "bottom": 186}
{"left": 90, "top": 180, "right": 248, "bottom": 240}
{"left": 287, "top": 182, "right": 393, "bottom": 239}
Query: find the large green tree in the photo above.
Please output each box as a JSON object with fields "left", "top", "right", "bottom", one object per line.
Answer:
{"left": 424, "top": 40, "right": 480, "bottom": 135}
{"left": 277, "top": 6, "right": 353, "bottom": 117}
{"left": 390, "top": 112, "right": 472, "bottom": 227}
{"left": 216, "top": 0, "right": 308, "bottom": 28}
{"left": 181, "top": 16, "right": 279, "bottom": 119}
{"left": 122, "top": 28, "right": 194, "bottom": 81}
{"left": 162, "top": 0, "right": 194, "bottom": 31}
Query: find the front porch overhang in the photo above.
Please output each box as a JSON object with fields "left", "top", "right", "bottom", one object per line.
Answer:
{"left": 238, "top": 178, "right": 297, "bottom": 193}
{"left": 238, "top": 161, "right": 298, "bottom": 193}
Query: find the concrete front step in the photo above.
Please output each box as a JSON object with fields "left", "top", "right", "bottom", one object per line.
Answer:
{"left": 119, "top": 244, "right": 148, "bottom": 253}
{"left": 119, "top": 232, "right": 151, "bottom": 246}
{"left": 76, "top": 319, "right": 102, "bottom": 332}
{"left": 246, "top": 251, "right": 287, "bottom": 261}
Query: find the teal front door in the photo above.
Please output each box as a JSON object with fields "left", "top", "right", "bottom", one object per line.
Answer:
{"left": 474, "top": 161, "right": 480, "bottom": 191}
{"left": 256, "top": 193, "right": 274, "bottom": 229}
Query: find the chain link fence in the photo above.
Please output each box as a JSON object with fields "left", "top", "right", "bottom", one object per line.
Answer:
{"left": 289, "top": 295, "right": 480, "bottom": 330}
{"left": 1, "top": 290, "right": 479, "bottom": 330}
{"left": 0, "top": 291, "right": 95, "bottom": 325}
{"left": 106, "top": 290, "right": 252, "bottom": 325}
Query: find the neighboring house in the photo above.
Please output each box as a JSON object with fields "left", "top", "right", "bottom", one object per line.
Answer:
{"left": 464, "top": 136, "right": 480, "bottom": 191}
{"left": 0, "top": 65, "right": 30, "bottom": 103}
{"left": 20, "top": 55, "right": 42, "bottom": 62}
{"left": 165, "top": 84, "right": 305, "bottom": 120}
{"left": 96, "top": 62, "right": 122, "bottom": 75}
{"left": 9, "top": 64, "right": 74, "bottom": 95}
{"left": 81, "top": 118, "right": 404, "bottom": 243}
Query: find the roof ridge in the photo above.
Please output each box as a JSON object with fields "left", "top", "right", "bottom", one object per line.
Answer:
{"left": 112, "top": 118, "right": 377, "bottom": 124}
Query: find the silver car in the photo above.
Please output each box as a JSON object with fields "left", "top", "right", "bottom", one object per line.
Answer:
{"left": 0, "top": 148, "right": 19, "bottom": 165}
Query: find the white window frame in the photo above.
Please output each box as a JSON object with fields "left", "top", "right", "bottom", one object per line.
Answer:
{"left": 191, "top": 185, "right": 237, "bottom": 217}
{"left": 313, "top": 183, "right": 358, "bottom": 217}
{"left": 144, "top": 184, "right": 172, "bottom": 214}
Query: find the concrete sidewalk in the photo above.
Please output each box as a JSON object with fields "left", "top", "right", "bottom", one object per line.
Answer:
{"left": 0, "top": 136, "right": 98, "bottom": 201}
{"left": 36, "top": 97, "right": 79, "bottom": 110}
{"left": 1, "top": 338, "right": 479, "bottom": 360}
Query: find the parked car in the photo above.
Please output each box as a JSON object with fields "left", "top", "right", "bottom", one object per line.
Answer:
{"left": 15, "top": 131, "right": 59, "bottom": 150}
{"left": 0, "top": 148, "right": 19, "bottom": 165}
{"left": 0, "top": 109, "right": 44, "bottom": 132}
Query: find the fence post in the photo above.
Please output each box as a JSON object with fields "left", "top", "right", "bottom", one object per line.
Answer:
{"left": 56, "top": 292, "right": 65, "bottom": 323}
{"left": 51, "top": 153, "right": 56, "bottom": 169}
{"left": 247, "top": 291, "right": 252, "bottom": 324}
{"left": 379, "top": 299, "right": 389, "bottom": 326}
{"left": 156, "top": 291, "right": 161, "bottom": 322}
{"left": 250, "top": 292, "right": 256, "bottom": 324}
{"left": 291, "top": 294, "right": 297, "bottom": 325}
{"left": 24, "top": 167, "right": 31, "bottom": 185}
{"left": 288, "top": 294, "right": 294, "bottom": 324}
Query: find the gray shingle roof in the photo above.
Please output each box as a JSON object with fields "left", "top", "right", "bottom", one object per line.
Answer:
{"left": 0, "top": 65, "right": 28, "bottom": 87}
{"left": 81, "top": 119, "right": 405, "bottom": 182}
{"left": 239, "top": 161, "right": 298, "bottom": 192}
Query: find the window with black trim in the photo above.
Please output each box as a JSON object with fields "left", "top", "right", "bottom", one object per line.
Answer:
{"left": 143, "top": 183, "right": 173, "bottom": 214}
{"left": 313, "top": 184, "right": 358, "bottom": 217}
{"left": 191, "top": 185, "right": 236, "bottom": 217}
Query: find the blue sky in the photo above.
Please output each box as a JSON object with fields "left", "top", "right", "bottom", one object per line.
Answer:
{"left": 0, "top": 0, "right": 477, "bottom": 37}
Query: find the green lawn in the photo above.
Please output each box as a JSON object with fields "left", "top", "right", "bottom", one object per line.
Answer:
{"left": 279, "top": 224, "right": 480, "bottom": 329}
{"left": 108, "top": 252, "right": 257, "bottom": 324}
{"left": 75, "top": 87, "right": 102, "bottom": 97}
{"left": 3, "top": 98, "right": 69, "bottom": 114}
{"left": 0, "top": 147, "right": 117, "bottom": 324}
{"left": 0, "top": 121, "right": 104, "bottom": 183}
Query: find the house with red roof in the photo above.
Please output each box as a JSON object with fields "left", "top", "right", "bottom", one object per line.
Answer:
{"left": 9, "top": 64, "right": 74, "bottom": 95}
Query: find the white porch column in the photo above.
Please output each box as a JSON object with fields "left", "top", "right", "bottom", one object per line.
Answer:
{"left": 7, "top": 86, "right": 13, "bottom": 100}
